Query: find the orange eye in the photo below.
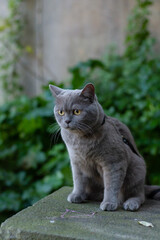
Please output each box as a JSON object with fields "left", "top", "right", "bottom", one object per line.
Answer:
{"left": 73, "top": 109, "right": 81, "bottom": 115}
{"left": 58, "top": 110, "right": 65, "bottom": 116}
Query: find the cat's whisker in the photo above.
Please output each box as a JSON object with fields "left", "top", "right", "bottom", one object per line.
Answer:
{"left": 53, "top": 128, "right": 61, "bottom": 144}
{"left": 49, "top": 123, "right": 61, "bottom": 146}
{"left": 48, "top": 122, "right": 59, "bottom": 132}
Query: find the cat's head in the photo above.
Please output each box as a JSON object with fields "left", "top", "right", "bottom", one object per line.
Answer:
{"left": 49, "top": 83, "right": 104, "bottom": 134}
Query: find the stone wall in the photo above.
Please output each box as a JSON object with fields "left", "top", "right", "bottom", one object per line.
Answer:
{"left": 1, "top": 187, "right": 160, "bottom": 240}
{"left": 21, "top": 0, "right": 135, "bottom": 96}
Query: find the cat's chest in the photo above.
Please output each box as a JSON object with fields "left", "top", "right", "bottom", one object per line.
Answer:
{"left": 64, "top": 134, "right": 92, "bottom": 155}
{"left": 61, "top": 129, "right": 105, "bottom": 178}
{"left": 61, "top": 129, "right": 98, "bottom": 159}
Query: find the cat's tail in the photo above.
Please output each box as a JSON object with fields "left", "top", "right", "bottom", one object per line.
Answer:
{"left": 145, "top": 185, "right": 160, "bottom": 200}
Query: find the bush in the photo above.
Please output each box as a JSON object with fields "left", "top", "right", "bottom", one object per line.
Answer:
{"left": 0, "top": 87, "right": 72, "bottom": 212}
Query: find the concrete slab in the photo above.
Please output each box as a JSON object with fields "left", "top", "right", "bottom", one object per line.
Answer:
{"left": 0, "top": 187, "right": 160, "bottom": 240}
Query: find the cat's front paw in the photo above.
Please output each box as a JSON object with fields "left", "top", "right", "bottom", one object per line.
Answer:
{"left": 100, "top": 201, "right": 118, "bottom": 211}
{"left": 67, "top": 192, "right": 85, "bottom": 203}
{"left": 123, "top": 199, "right": 140, "bottom": 211}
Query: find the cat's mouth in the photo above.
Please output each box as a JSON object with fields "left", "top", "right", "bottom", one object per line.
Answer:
{"left": 63, "top": 123, "right": 74, "bottom": 130}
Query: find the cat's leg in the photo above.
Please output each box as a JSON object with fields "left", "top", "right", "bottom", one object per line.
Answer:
{"left": 123, "top": 157, "right": 146, "bottom": 211}
{"left": 67, "top": 163, "right": 88, "bottom": 203}
{"left": 100, "top": 164, "right": 126, "bottom": 211}
{"left": 123, "top": 180, "right": 145, "bottom": 211}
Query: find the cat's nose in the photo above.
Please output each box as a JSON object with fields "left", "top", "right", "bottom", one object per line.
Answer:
{"left": 65, "top": 119, "right": 71, "bottom": 124}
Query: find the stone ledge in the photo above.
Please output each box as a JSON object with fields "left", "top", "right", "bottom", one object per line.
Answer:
{"left": 1, "top": 187, "right": 160, "bottom": 240}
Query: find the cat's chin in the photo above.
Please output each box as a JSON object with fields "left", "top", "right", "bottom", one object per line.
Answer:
{"left": 62, "top": 125, "right": 83, "bottom": 134}
{"left": 62, "top": 125, "right": 76, "bottom": 131}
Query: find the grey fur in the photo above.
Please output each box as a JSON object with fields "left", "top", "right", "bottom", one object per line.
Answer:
{"left": 49, "top": 83, "right": 159, "bottom": 211}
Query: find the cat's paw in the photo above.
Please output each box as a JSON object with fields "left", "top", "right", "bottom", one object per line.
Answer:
{"left": 100, "top": 201, "right": 118, "bottom": 211}
{"left": 123, "top": 199, "right": 140, "bottom": 211}
{"left": 67, "top": 193, "right": 85, "bottom": 203}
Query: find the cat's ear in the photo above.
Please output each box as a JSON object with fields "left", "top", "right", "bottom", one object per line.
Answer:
{"left": 49, "top": 84, "right": 62, "bottom": 97}
{"left": 80, "top": 83, "right": 95, "bottom": 102}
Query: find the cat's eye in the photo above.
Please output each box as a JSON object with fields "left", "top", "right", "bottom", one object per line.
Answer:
{"left": 58, "top": 110, "right": 65, "bottom": 116}
{"left": 73, "top": 109, "right": 81, "bottom": 115}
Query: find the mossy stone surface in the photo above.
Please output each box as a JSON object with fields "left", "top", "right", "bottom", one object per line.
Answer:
{"left": 0, "top": 187, "right": 160, "bottom": 240}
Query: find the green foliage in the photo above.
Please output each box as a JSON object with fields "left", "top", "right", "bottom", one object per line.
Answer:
{"left": 0, "top": 88, "right": 72, "bottom": 212}
{"left": 70, "top": 0, "right": 160, "bottom": 185}
{"left": 69, "top": 59, "right": 106, "bottom": 89}
{"left": 0, "top": 0, "right": 24, "bottom": 98}
{"left": 125, "top": 0, "right": 153, "bottom": 58}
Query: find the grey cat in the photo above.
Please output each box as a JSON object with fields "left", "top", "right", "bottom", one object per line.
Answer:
{"left": 49, "top": 83, "right": 160, "bottom": 211}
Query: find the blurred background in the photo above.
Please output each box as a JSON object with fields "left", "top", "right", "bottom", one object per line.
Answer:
{"left": 0, "top": 0, "right": 160, "bottom": 223}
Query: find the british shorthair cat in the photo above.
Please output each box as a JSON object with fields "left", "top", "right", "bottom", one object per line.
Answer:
{"left": 49, "top": 83, "right": 160, "bottom": 211}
